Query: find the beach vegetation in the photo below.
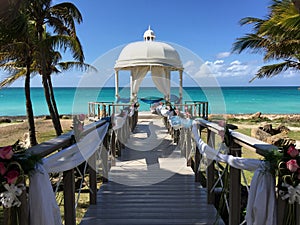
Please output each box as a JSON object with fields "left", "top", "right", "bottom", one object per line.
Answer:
{"left": 232, "top": 0, "right": 300, "bottom": 81}
{"left": 0, "top": 0, "right": 95, "bottom": 143}
{"left": 0, "top": 3, "right": 38, "bottom": 146}
{"left": 29, "top": 0, "right": 86, "bottom": 136}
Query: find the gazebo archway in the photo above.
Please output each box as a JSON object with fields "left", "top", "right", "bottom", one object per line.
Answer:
{"left": 114, "top": 27, "right": 184, "bottom": 104}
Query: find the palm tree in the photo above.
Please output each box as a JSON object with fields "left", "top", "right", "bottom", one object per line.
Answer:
{"left": 37, "top": 33, "right": 95, "bottom": 136}
{"left": 232, "top": 0, "right": 300, "bottom": 81}
{"left": 28, "top": 0, "right": 86, "bottom": 136}
{"left": 0, "top": 7, "right": 38, "bottom": 146}
{"left": 0, "top": 0, "right": 91, "bottom": 143}
{"left": 1, "top": 33, "right": 95, "bottom": 136}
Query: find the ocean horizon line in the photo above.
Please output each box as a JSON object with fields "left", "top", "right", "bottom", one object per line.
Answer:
{"left": 1, "top": 86, "right": 299, "bottom": 116}
{"left": 3, "top": 85, "right": 300, "bottom": 89}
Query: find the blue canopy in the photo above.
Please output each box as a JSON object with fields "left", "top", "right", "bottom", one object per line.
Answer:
{"left": 139, "top": 96, "right": 164, "bottom": 105}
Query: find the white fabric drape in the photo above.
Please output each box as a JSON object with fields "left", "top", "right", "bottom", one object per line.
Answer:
{"left": 131, "top": 67, "right": 149, "bottom": 100}
{"left": 29, "top": 164, "right": 62, "bottom": 225}
{"left": 190, "top": 123, "right": 277, "bottom": 225}
{"left": 151, "top": 67, "right": 170, "bottom": 98}
{"left": 245, "top": 165, "right": 277, "bottom": 225}
{"left": 29, "top": 122, "right": 109, "bottom": 225}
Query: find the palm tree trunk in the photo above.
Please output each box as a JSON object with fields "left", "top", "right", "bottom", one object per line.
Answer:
{"left": 292, "top": 0, "right": 300, "bottom": 13}
{"left": 47, "top": 75, "right": 63, "bottom": 134}
{"left": 42, "top": 74, "right": 62, "bottom": 136}
{"left": 25, "top": 63, "right": 37, "bottom": 146}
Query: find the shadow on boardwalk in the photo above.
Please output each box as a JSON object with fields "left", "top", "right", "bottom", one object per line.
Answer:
{"left": 80, "top": 117, "right": 225, "bottom": 225}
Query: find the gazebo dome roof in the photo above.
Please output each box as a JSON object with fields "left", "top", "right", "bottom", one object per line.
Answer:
{"left": 114, "top": 28, "right": 183, "bottom": 70}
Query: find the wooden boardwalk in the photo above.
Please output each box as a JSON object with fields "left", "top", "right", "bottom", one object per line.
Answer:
{"left": 80, "top": 114, "right": 225, "bottom": 225}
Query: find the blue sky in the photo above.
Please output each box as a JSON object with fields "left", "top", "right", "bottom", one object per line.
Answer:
{"left": 4, "top": 0, "right": 300, "bottom": 87}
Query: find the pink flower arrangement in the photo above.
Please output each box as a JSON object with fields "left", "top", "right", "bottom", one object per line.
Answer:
{"left": 5, "top": 170, "right": 19, "bottom": 184}
{"left": 0, "top": 162, "right": 7, "bottom": 175}
{"left": 0, "top": 146, "right": 13, "bottom": 159}
{"left": 0, "top": 142, "right": 40, "bottom": 208}
{"left": 287, "top": 145, "right": 299, "bottom": 158}
{"left": 268, "top": 144, "right": 300, "bottom": 205}
{"left": 266, "top": 144, "right": 300, "bottom": 223}
{"left": 286, "top": 159, "right": 299, "bottom": 172}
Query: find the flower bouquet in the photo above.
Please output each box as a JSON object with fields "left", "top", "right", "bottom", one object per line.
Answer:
{"left": 265, "top": 143, "right": 300, "bottom": 225}
{"left": 0, "top": 141, "right": 40, "bottom": 208}
{"left": 276, "top": 144, "right": 300, "bottom": 204}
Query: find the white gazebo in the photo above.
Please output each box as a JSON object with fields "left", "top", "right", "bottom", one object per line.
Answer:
{"left": 114, "top": 27, "right": 184, "bottom": 104}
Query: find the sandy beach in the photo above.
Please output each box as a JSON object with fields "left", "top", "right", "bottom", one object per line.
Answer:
{"left": 0, "top": 116, "right": 74, "bottom": 146}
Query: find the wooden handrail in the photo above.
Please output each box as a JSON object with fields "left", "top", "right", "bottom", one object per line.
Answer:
{"left": 2, "top": 117, "right": 118, "bottom": 225}
{"left": 177, "top": 118, "right": 299, "bottom": 225}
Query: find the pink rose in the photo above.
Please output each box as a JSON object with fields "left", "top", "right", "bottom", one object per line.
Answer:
{"left": 0, "top": 162, "right": 7, "bottom": 175}
{"left": 286, "top": 159, "right": 300, "bottom": 172}
{"left": 5, "top": 170, "right": 19, "bottom": 184}
{"left": 0, "top": 146, "right": 13, "bottom": 159}
{"left": 78, "top": 114, "right": 85, "bottom": 121}
{"left": 287, "top": 145, "right": 299, "bottom": 158}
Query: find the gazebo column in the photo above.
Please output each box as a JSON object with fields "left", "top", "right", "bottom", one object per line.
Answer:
{"left": 179, "top": 70, "right": 183, "bottom": 104}
{"left": 130, "top": 70, "right": 133, "bottom": 101}
{"left": 167, "top": 70, "right": 171, "bottom": 101}
{"left": 115, "top": 70, "right": 119, "bottom": 101}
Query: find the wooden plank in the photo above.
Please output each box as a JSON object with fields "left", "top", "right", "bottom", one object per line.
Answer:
{"left": 80, "top": 117, "right": 225, "bottom": 225}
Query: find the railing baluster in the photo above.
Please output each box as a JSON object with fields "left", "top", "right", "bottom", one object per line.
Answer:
{"left": 88, "top": 152, "right": 97, "bottom": 205}
{"left": 296, "top": 204, "right": 300, "bottom": 225}
{"left": 229, "top": 142, "right": 241, "bottom": 225}
{"left": 207, "top": 130, "right": 215, "bottom": 204}
{"left": 101, "top": 133, "right": 109, "bottom": 183}
{"left": 111, "top": 130, "right": 116, "bottom": 166}
{"left": 186, "top": 128, "right": 191, "bottom": 166}
{"left": 63, "top": 169, "right": 76, "bottom": 225}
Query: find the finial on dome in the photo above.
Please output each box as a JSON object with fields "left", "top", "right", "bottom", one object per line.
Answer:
{"left": 143, "top": 26, "right": 155, "bottom": 41}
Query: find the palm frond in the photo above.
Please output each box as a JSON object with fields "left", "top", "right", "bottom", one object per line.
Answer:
{"left": 57, "top": 61, "right": 97, "bottom": 73}
{"left": 251, "top": 61, "right": 293, "bottom": 82}
{"left": 0, "top": 69, "right": 26, "bottom": 87}
{"left": 232, "top": 34, "right": 269, "bottom": 54}
{"left": 239, "top": 17, "right": 266, "bottom": 31}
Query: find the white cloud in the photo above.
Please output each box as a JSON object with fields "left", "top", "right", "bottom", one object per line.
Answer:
{"left": 230, "top": 60, "right": 241, "bottom": 65}
{"left": 216, "top": 52, "right": 231, "bottom": 59}
{"left": 213, "top": 60, "right": 224, "bottom": 66}
{"left": 282, "top": 69, "right": 297, "bottom": 78}
{"left": 191, "top": 59, "right": 258, "bottom": 78}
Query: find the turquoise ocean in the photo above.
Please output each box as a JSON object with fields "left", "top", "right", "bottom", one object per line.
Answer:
{"left": 0, "top": 86, "right": 299, "bottom": 116}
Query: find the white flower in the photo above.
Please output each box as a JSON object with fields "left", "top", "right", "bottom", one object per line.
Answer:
{"left": 280, "top": 183, "right": 300, "bottom": 204}
{"left": 0, "top": 183, "right": 25, "bottom": 208}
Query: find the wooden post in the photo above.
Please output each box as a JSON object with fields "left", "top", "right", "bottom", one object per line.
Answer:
{"left": 97, "top": 104, "right": 100, "bottom": 119}
{"left": 205, "top": 102, "right": 208, "bottom": 120}
{"left": 63, "top": 169, "right": 76, "bottom": 225}
{"left": 194, "top": 146, "right": 201, "bottom": 182}
{"left": 19, "top": 187, "right": 28, "bottom": 225}
{"left": 186, "top": 128, "right": 191, "bottom": 166}
{"left": 101, "top": 134, "right": 109, "bottom": 183}
{"left": 207, "top": 130, "right": 215, "bottom": 204}
{"left": 111, "top": 131, "right": 116, "bottom": 166}
{"left": 88, "top": 152, "right": 97, "bottom": 205}
{"left": 229, "top": 142, "right": 241, "bottom": 225}
{"left": 296, "top": 204, "right": 300, "bottom": 225}
{"left": 180, "top": 128, "right": 186, "bottom": 157}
